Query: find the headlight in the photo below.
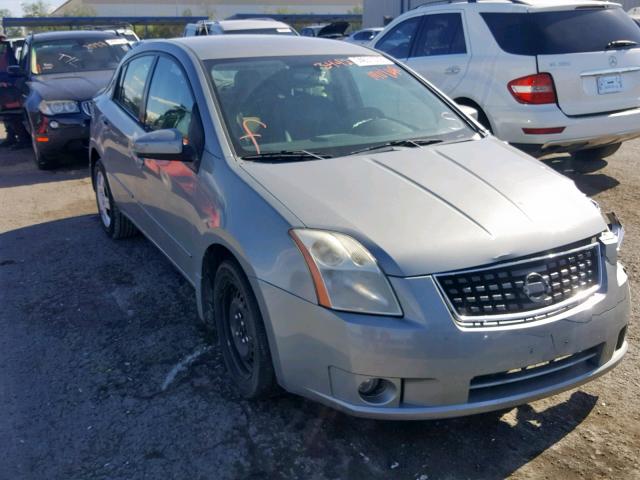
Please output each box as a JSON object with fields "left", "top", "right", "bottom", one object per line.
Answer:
{"left": 606, "top": 211, "right": 624, "bottom": 252}
{"left": 38, "top": 100, "right": 79, "bottom": 115}
{"left": 290, "top": 229, "right": 402, "bottom": 316}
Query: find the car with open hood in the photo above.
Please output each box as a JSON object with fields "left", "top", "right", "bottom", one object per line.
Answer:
{"left": 88, "top": 35, "right": 629, "bottom": 419}
{"left": 8, "top": 30, "right": 130, "bottom": 168}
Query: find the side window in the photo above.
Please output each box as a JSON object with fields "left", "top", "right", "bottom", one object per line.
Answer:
{"left": 375, "top": 17, "right": 421, "bottom": 59}
{"left": 413, "top": 13, "right": 466, "bottom": 57}
{"left": 144, "top": 57, "right": 195, "bottom": 138}
{"left": 354, "top": 31, "right": 372, "bottom": 41}
{"left": 116, "top": 55, "right": 154, "bottom": 120}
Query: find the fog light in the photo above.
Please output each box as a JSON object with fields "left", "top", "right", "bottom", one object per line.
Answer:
{"left": 49, "top": 120, "right": 59, "bottom": 129}
{"left": 358, "top": 378, "right": 383, "bottom": 396}
{"left": 357, "top": 377, "right": 397, "bottom": 405}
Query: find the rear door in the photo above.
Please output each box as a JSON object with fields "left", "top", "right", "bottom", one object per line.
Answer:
{"left": 511, "top": 6, "right": 640, "bottom": 116}
{"left": 103, "top": 54, "right": 155, "bottom": 227}
{"left": 405, "top": 11, "right": 471, "bottom": 94}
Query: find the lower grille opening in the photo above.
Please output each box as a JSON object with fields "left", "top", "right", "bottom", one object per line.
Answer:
{"left": 468, "top": 345, "right": 602, "bottom": 403}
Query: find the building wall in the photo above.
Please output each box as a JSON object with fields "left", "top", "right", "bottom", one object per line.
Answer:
{"left": 363, "top": 0, "right": 640, "bottom": 27}
{"left": 53, "top": 0, "right": 362, "bottom": 17}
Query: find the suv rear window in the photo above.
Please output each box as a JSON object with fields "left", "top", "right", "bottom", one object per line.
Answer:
{"left": 482, "top": 8, "right": 640, "bottom": 55}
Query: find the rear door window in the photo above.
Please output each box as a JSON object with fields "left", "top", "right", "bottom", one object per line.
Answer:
{"left": 482, "top": 8, "right": 640, "bottom": 55}
{"left": 376, "top": 16, "right": 422, "bottom": 59}
{"left": 116, "top": 55, "right": 154, "bottom": 120}
{"left": 412, "top": 13, "right": 466, "bottom": 57}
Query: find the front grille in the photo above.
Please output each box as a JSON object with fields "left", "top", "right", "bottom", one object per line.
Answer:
{"left": 469, "top": 345, "right": 601, "bottom": 402}
{"left": 81, "top": 100, "right": 94, "bottom": 117}
{"left": 435, "top": 241, "right": 601, "bottom": 327}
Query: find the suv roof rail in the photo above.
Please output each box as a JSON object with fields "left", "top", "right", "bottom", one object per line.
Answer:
{"left": 414, "top": 0, "right": 528, "bottom": 9}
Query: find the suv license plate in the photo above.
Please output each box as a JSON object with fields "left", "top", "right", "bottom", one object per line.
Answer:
{"left": 597, "top": 74, "right": 623, "bottom": 95}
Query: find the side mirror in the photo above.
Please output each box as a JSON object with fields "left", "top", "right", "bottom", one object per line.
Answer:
{"left": 457, "top": 104, "right": 479, "bottom": 122}
{"left": 7, "top": 65, "right": 25, "bottom": 77}
{"left": 132, "top": 129, "right": 194, "bottom": 162}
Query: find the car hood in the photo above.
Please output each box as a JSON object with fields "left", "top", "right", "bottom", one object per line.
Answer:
{"left": 243, "top": 137, "right": 607, "bottom": 277}
{"left": 28, "top": 70, "right": 114, "bottom": 101}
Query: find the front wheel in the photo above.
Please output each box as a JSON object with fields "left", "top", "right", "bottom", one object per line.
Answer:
{"left": 214, "top": 260, "right": 277, "bottom": 398}
{"left": 572, "top": 143, "right": 621, "bottom": 161}
{"left": 93, "top": 159, "right": 138, "bottom": 239}
{"left": 32, "top": 135, "right": 55, "bottom": 170}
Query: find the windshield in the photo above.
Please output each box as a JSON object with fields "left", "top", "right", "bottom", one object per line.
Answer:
{"left": 30, "top": 38, "right": 130, "bottom": 75}
{"left": 207, "top": 55, "right": 475, "bottom": 158}
{"left": 482, "top": 7, "right": 640, "bottom": 55}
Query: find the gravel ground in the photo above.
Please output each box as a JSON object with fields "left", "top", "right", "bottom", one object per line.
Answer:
{"left": 0, "top": 126, "right": 638, "bottom": 480}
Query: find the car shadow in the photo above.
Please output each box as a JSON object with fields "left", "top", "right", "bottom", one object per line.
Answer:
{"left": 0, "top": 146, "right": 89, "bottom": 188}
{"left": 1, "top": 215, "right": 601, "bottom": 480}
{"left": 541, "top": 155, "right": 619, "bottom": 196}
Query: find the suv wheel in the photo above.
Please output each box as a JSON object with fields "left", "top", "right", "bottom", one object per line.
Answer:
{"left": 214, "top": 260, "right": 277, "bottom": 398}
{"left": 93, "top": 160, "right": 138, "bottom": 239}
{"left": 572, "top": 143, "right": 621, "bottom": 161}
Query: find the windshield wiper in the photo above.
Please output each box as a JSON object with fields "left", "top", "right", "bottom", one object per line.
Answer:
{"left": 348, "top": 138, "right": 443, "bottom": 156}
{"left": 241, "top": 150, "right": 332, "bottom": 162}
{"left": 606, "top": 39, "right": 638, "bottom": 50}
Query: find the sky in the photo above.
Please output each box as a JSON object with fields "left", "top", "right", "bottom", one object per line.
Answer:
{"left": 3, "top": 0, "right": 66, "bottom": 16}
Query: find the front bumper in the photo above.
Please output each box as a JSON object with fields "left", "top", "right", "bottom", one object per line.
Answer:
{"left": 32, "top": 113, "right": 90, "bottom": 154}
{"left": 256, "top": 251, "right": 630, "bottom": 420}
{"left": 489, "top": 104, "right": 640, "bottom": 154}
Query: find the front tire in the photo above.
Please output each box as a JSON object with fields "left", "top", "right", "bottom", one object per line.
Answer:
{"left": 93, "top": 159, "right": 137, "bottom": 239}
{"left": 214, "top": 260, "right": 277, "bottom": 398}
{"left": 572, "top": 143, "right": 621, "bottom": 161}
{"left": 32, "top": 135, "right": 55, "bottom": 170}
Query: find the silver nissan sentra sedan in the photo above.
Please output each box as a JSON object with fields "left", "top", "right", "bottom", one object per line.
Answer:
{"left": 89, "top": 35, "right": 630, "bottom": 420}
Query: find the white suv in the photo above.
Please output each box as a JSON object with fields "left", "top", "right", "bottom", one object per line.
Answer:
{"left": 372, "top": 0, "right": 640, "bottom": 159}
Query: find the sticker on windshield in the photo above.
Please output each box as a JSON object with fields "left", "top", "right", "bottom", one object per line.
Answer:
{"left": 367, "top": 65, "right": 402, "bottom": 80}
{"left": 277, "top": 28, "right": 291, "bottom": 33}
{"left": 105, "top": 38, "right": 128, "bottom": 46}
{"left": 348, "top": 56, "right": 394, "bottom": 67}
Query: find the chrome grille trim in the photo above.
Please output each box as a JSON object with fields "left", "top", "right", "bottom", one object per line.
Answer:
{"left": 435, "top": 242, "right": 602, "bottom": 327}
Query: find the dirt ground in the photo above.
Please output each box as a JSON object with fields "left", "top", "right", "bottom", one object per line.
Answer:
{"left": 0, "top": 125, "right": 638, "bottom": 480}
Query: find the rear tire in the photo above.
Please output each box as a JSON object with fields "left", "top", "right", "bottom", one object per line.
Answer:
{"left": 214, "top": 260, "right": 277, "bottom": 399}
{"left": 572, "top": 143, "right": 621, "bottom": 161}
{"left": 93, "top": 159, "right": 138, "bottom": 239}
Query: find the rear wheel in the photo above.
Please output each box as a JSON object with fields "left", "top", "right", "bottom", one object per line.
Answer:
{"left": 93, "top": 160, "right": 138, "bottom": 239}
{"left": 572, "top": 143, "right": 621, "bottom": 161}
{"left": 214, "top": 260, "right": 277, "bottom": 398}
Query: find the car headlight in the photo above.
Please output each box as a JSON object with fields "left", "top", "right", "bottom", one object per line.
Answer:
{"left": 290, "top": 229, "right": 402, "bottom": 316}
{"left": 38, "top": 100, "right": 79, "bottom": 115}
{"left": 606, "top": 211, "right": 624, "bottom": 252}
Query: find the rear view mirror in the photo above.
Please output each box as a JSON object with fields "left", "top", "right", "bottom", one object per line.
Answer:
{"left": 132, "top": 129, "right": 194, "bottom": 162}
{"left": 457, "top": 104, "right": 479, "bottom": 121}
{"left": 7, "top": 65, "right": 25, "bottom": 77}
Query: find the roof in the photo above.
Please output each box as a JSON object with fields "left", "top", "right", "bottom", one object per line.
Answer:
{"left": 204, "top": 19, "right": 293, "bottom": 32}
{"left": 415, "top": 0, "right": 619, "bottom": 8}
{"left": 172, "top": 35, "right": 373, "bottom": 60}
{"left": 30, "top": 30, "right": 120, "bottom": 41}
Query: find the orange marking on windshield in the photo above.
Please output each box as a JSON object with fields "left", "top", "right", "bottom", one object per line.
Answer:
{"left": 240, "top": 118, "right": 266, "bottom": 154}
{"left": 367, "top": 65, "right": 402, "bottom": 80}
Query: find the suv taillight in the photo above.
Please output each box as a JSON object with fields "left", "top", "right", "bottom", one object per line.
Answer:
{"left": 508, "top": 73, "right": 557, "bottom": 105}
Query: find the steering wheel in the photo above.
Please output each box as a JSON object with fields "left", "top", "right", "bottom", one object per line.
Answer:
{"left": 350, "top": 107, "right": 416, "bottom": 136}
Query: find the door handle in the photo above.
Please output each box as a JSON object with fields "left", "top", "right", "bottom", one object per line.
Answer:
{"left": 445, "top": 65, "right": 461, "bottom": 75}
